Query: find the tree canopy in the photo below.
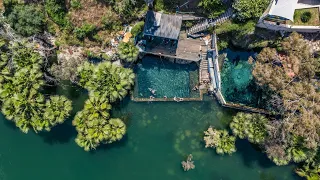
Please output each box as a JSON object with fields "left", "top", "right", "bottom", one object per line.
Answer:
{"left": 117, "top": 42, "right": 139, "bottom": 63}
{"left": 198, "top": 0, "right": 227, "bottom": 19}
{"left": 0, "top": 40, "right": 72, "bottom": 133}
{"left": 7, "top": 5, "right": 45, "bottom": 36}
{"left": 233, "top": 0, "right": 270, "bottom": 21}
{"left": 230, "top": 112, "right": 268, "bottom": 144}
{"left": 74, "top": 61, "right": 135, "bottom": 151}
{"left": 251, "top": 32, "right": 320, "bottom": 174}
{"left": 204, "top": 126, "right": 236, "bottom": 155}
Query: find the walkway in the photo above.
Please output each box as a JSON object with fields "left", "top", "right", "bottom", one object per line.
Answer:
{"left": 187, "top": 8, "right": 233, "bottom": 35}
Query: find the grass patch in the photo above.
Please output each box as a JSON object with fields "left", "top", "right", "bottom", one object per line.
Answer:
{"left": 294, "top": 8, "right": 320, "bottom": 26}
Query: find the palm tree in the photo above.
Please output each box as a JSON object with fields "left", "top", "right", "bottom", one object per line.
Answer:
{"left": 107, "top": 118, "right": 126, "bottom": 143}
{"left": 204, "top": 127, "right": 236, "bottom": 155}
{"left": 230, "top": 112, "right": 268, "bottom": 144}
{"left": 72, "top": 93, "right": 127, "bottom": 151}
{"left": 11, "top": 42, "right": 44, "bottom": 69}
{"left": 77, "top": 61, "right": 135, "bottom": 102}
{"left": 296, "top": 161, "right": 320, "bottom": 180}
{"left": 43, "top": 95, "right": 73, "bottom": 131}
{"left": 230, "top": 112, "right": 247, "bottom": 139}
{"left": 117, "top": 42, "right": 139, "bottom": 63}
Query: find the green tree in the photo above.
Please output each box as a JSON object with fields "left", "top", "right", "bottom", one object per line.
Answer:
{"left": 45, "top": 0, "right": 70, "bottom": 28}
{"left": 230, "top": 112, "right": 268, "bottom": 144}
{"left": 233, "top": 0, "right": 270, "bottom": 21}
{"left": 131, "top": 21, "right": 144, "bottom": 37}
{"left": 204, "top": 126, "right": 236, "bottom": 155}
{"left": 72, "top": 92, "right": 126, "bottom": 151}
{"left": 73, "top": 23, "right": 96, "bottom": 40}
{"left": 198, "top": 0, "right": 227, "bottom": 19}
{"left": 77, "top": 61, "right": 135, "bottom": 102}
{"left": 0, "top": 40, "right": 72, "bottom": 134}
{"left": 296, "top": 155, "right": 320, "bottom": 180}
{"left": 117, "top": 42, "right": 139, "bottom": 63}
{"left": 7, "top": 5, "right": 45, "bottom": 36}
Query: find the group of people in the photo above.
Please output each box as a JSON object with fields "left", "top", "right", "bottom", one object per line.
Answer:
{"left": 174, "top": 96, "right": 184, "bottom": 102}
{"left": 147, "top": 88, "right": 184, "bottom": 102}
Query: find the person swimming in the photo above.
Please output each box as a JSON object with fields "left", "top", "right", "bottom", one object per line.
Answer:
{"left": 148, "top": 88, "right": 156, "bottom": 95}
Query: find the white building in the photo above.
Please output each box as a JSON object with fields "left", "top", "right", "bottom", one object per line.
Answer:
{"left": 257, "top": 0, "right": 320, "bottom": 32}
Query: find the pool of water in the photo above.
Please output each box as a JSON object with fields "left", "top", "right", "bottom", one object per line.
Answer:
{"left": 0, "top": 83, "right": 300, "bottom": 180}
{"left": 220, "top": 49, "right": 262, "bottom": 107}
{"left": 135, "top": 55, "right": 199, "bottom": 98}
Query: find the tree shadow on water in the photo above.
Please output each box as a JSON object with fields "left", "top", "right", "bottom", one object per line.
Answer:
{"left": 236, "top": 139, "right": 274, "bottom": 168}
{"left": 90, "top": 134, "right": 129, "bottom": 155}
{"left": 2, "top": 118, "right": 19, "bottom": 131}
{"left": 38, "top": 119, "right": 77, "bottom": 145}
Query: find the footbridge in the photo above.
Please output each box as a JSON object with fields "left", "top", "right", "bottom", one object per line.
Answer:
{"left": 187, "top": 8, "right": 233, "bottom": 35}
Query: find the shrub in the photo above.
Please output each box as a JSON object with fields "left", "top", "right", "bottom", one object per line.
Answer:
{"left": 45, "top": 0, "right": 70, "bottom": 28}
{"left": 117, "top": 42, "right": 139, "bottom": 63}
{"left": 301, "top": 11, "right": 312, "bottom": 23}
{"left": 198, "top": 0, "right": 227, "bottom": 18}
{"left": 131, "top": 21, "right": 144, "bottom": 37}
{"left": 233, "top": 0, "right": 270, "bottom": 21}
{"left": 7, "top": 5, "right": 45, "bottom": 36}
{"left": 73, "top": 24, "right": 96, "bottom": 40}
{"left": 71, "top": 0, "right": 82, "bottom": 9}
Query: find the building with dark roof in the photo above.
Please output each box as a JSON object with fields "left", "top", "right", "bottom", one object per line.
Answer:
{"left": 144, "top": 11, "right": 183, "bottom": 40}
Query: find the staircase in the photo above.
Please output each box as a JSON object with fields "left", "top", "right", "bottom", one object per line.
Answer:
{"left": 187, "top": 8, "right": 233, "bottom": 35}
{"left": 188, "top": 19, "right": 210, "bottom": 35}
{"left": 199, "top": 59, "right": 210, "bottom": 84}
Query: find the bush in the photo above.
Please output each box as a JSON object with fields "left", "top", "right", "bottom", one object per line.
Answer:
{"left": 198, "top": 0, "right": 227, "bottom": 18}
{"left": 301, "top": 11, "right": 312, "bottom": 23}
{"left": 7, "top": 5, "right": 45, "bottom": 36}
{"left": 73, "top": 24, "right": 96, "bottom": 40}
{"left": 70, "top": 0, "right": 82, "bottom": 9}
{"left": 117, "top": 42, "right": 139, "bottom": 63}
{"left": 45, "top": 0, "right": 70, "bottom": 28}
{"left": 131, "top": 21, "right": 144, "bottom": 37}
{"left": 233, "top": 0, "right": 270, "bottom": 21}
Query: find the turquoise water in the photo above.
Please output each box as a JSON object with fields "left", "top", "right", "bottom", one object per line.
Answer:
{"left": 0, "top": 82, "right": 300, "bottom": 180}
{"left": 135, "top": 55, "right": 198, "bottom": 98}
{"left": 221, "top": 49, "right": 262, "bottom": 107}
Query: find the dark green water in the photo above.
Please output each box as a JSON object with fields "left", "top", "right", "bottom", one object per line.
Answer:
{"left": 0, "top": 83, "right": 300, "bottom": 180}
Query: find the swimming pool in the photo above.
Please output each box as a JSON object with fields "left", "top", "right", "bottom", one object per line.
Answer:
{"left": 134, "top": 55, "right": 199, "bottom": 99}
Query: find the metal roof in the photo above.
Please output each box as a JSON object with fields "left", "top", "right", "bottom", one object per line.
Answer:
{"left": 144, "top": 11, "right": 182, "bottom": 40}
{"left": 269, "top": 0, "right": 299, "bottom": 21}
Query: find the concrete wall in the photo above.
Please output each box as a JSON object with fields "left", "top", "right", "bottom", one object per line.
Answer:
{"left": 257, "top": 21, "right": 320, "bottom": 33}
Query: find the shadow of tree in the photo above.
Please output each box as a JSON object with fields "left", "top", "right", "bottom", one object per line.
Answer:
{"left": 2, "top": 117, "right": 19, "bottom": 131}
{"left": 90, "top": 134, "right": 129, "bottom": 154}
{"left": 38, "top": 119, "right": 77, "bottom": 144}
{"left": 236, "top": 139, "right": 274, "bottom": 168}
{"left": 39, "top": 83, "right": 88, "bottom": 145}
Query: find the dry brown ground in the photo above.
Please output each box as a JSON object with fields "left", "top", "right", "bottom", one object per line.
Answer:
{"left": 69, "top": 0, "right": 118, "bottom": 28}
{"left": 0, "top": 0, "right": 3, "bottom": 10}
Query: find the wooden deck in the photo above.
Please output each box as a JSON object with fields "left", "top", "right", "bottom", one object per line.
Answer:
{"left": 144, "top": 31, "right": 206, "bottom": 61}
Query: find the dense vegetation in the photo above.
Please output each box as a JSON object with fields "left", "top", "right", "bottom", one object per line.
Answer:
{"left": 117, "top": 42, "right": 139, "bottom": 63}
{"left": 0, "top": 0, "right": 138, "bottom": 151}
{"left": 74, "top": 61, "right": 135, "bottom": 151}
{"left": 218, "top": 32, "right": 320, "bottom": 179}
{"left": 204, "top": 126, "right": 236, "bottom": 155}
{"left": 0, "top": 38, "right": 72, "bottom": 133}
{"left": 198, "top": 0, "right": 226, "bottom": 19}
{"left": 233, "top": 0, "right": 270, "bottom": 21}
{"left": 7, "top": 4, "right": 45, "bottom": 36}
